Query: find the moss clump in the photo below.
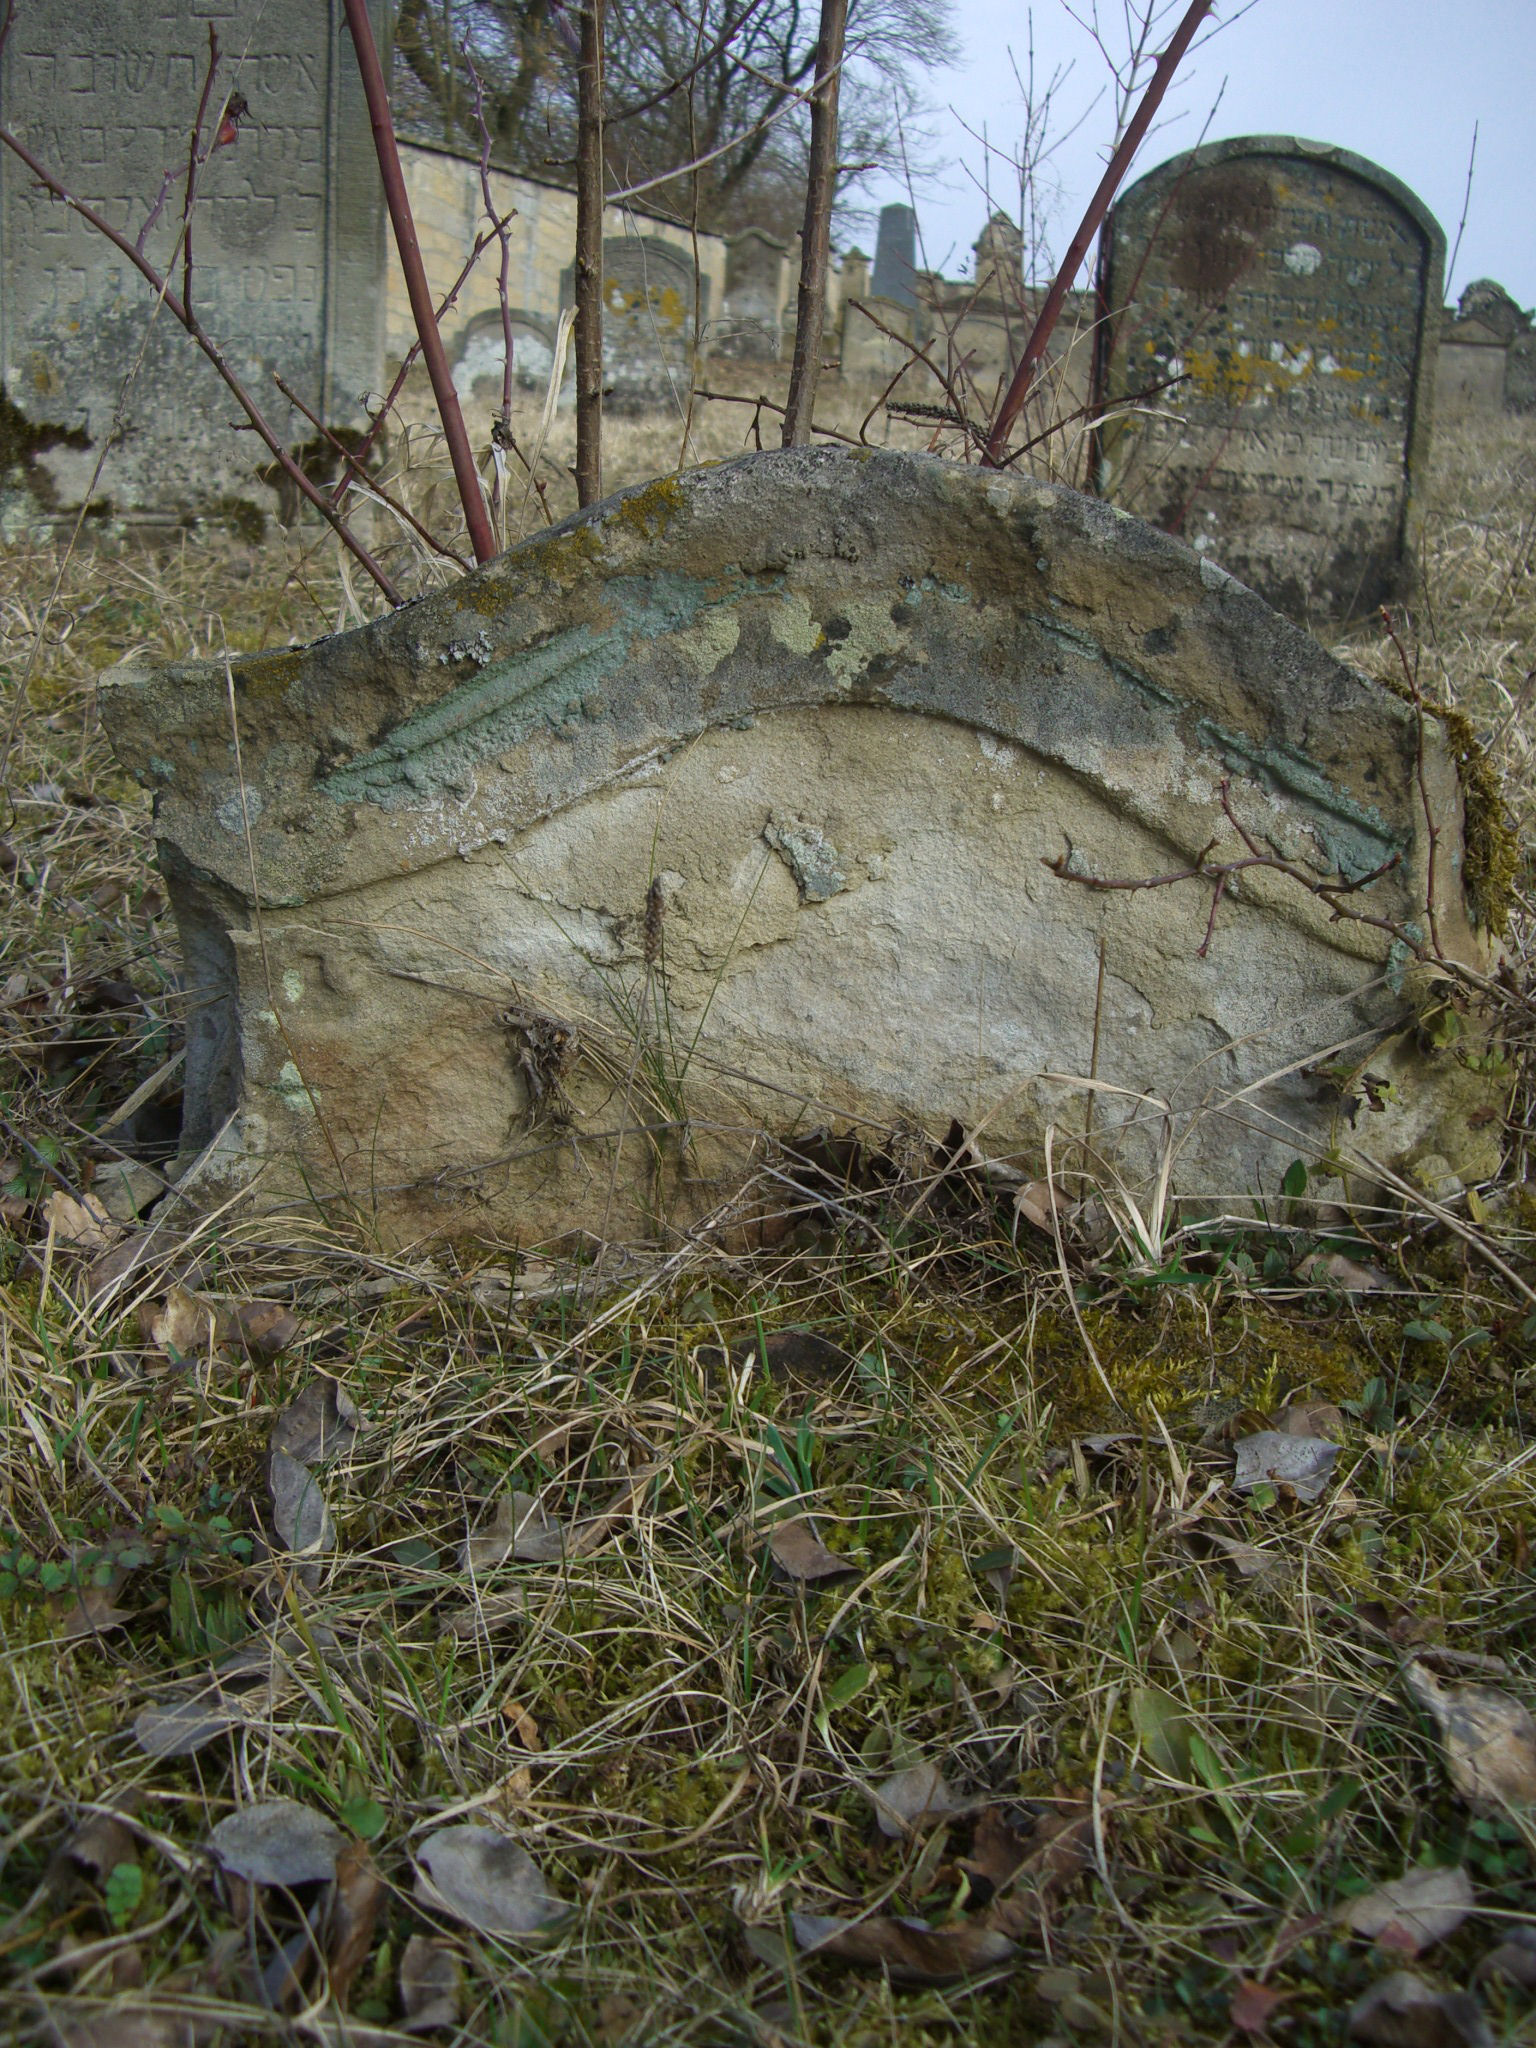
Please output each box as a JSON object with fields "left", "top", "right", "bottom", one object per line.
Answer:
{"left": 233, "top": 648, "right": 305, "bottom": 701}
{"left": 608, "top": 472, "right": 688, "bottom": 542}
{"left": 1439, "top": 703, "right": 1517, "bottom": 934}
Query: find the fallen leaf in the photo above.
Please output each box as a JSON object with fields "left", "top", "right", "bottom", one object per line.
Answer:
{"left": 766, "top": 1517, "right": 859, "bottom": 1585}
{"left": 956, "top": 1807, "right": 1034, "bottom": 1899}
{"left": 1274, "top": 1399, "right": 1347, "bottom": 1438}
{"left": 145, "top": 1284, "right": 218, "bottom": 1359}
{"left": 51, "top": 1811, "right": 139, "bottom": 1892}
{"left": 1197, "top": 1529, "right": 1282, "bottom": 1578}
{"left": 270, "top": 1376, "right": 360, "bottom": 1466}
{"left": 44, "top": 1188, "right": 119, "bottom": 1252}
{"left": 46, "top": 2001, "right": 223, "bottom": 2048}
{"left": 1233, "top": 1429, "right": 1339, "bottom": 1503}
{"left": 269, "top": 1449, "right": 334, "bottom": 1555}
{"left": 399, "top": 1932, "right": 461, "bottom": 2030}
{"left": 1297, "top": 1251, "right": 1398, "bottom": 1293}
{"left": 131, "top": 1697, "right": 243, "bottom": 1758}
{"left": 52, "top": 1572, "right": 135, "bottom": 1638}
{"left": 1348, "top": 1970, "right": 1492, "bottom": 2048}
{"left": 1230, "top": 1978, "right": 1290, "bottom": 2036}
{"left": 210, "top": 1799, "right": 343, "bottom": 1887}
{"left": 755, "top": 1329, "right": 855, "bottom": 1385}
{"left": 414, "top": 1823, "right": 569, "bottom": 1939}
{"left": 1405, "top": 1661, "right": 1536, "bottom": 1811}
{"left": 1339, "top": 1867, "right": 1475, "bottom": 1955}
{"left": 565, "top": 1462, "right": 665, "bottom": 1558}
{"left": 790, "top": 1911, "right": 1017, "bottom": 1983}
{"left": 866, "top": 1762, "right": 974, "bottom": 1838}
{"left": 1014, "top": 1180, "right": 1067, "bottom": 1235}
{"left": 984, "top": 1796, "right": 1101, "bottom": 1936}
{"left": 463, "top": 1491, "right": 567, "bottom": 1571}
{"left": 1474, "top": 1924, "right": 1536, "bottom": 1991}
{"left": 326, "top": 1838, "right": 383, "bottom": 2006}
{"left": 443, "top": 1588, "right": 527, "bottom": 1639}
{"left": 226, "top": 1300, "right": 302, "bottom": 1357}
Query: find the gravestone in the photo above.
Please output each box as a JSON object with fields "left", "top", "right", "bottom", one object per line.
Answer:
{"left": 718, "top": 228, "right": 786, "bottom": 360}
{"left": 872, "top": 204, "right": 918, "bottom": 309}
{"left": 1094, "top": 138, "right": 1444, "bottom": 624}
{"left": 561, "top": 235, "right": 705, "bottom": 412}
{"left": 101, "top": 449, "right": 1503, "bottom": 1247}
{"left": 0, "top": 0, "right": 386, "bottom": 529}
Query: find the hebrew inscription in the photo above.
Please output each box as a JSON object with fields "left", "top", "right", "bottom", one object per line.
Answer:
{"left": 1095, "top": 138, "right": 1444, "bottom": 624}
{"left": 0, "top": 1, "right": 385, "bottom": 524}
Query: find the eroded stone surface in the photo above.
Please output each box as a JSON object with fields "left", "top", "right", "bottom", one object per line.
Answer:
{"left": 100, "top": 448, "right": 1501, "bottom": 1243}
{"left": 1095, "top": 138, "right": 1444, "bottom": 626}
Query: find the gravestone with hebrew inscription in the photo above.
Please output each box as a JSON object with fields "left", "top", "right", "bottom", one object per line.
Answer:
{"left": 100, "top": 449, "right": 1503, "bottom": 1247}
{"left": 1094, "top": 138, "right": 1444, "bottom": 625}
{"left": 0, "top": 0, "right": 385, "bottom": 529}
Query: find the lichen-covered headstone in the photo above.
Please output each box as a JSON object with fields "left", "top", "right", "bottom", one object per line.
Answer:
{"left": 1094, "top": 138, "right": 1444, "bottom": 625}
{"left": 100, "top": 449, "right": 1502, "bottom": 1245}
{"left": 0, "top": 0, "right": 385, "bottom": 529}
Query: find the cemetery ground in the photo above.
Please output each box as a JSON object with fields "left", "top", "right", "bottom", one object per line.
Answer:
{"left": 1, "top": 392, "right": 1535, "bottom": 2048}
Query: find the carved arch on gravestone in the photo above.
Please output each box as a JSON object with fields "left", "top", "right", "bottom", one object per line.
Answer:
{"left": 101, "top": 447, "right": 1499, "bottom": 1242}
{"left": 450, "top": 308, "right": 570, "bottom": 405}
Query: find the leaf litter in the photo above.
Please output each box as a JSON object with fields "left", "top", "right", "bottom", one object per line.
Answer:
{"left": 1404, "top": 1660, "right": 1536, "bottom": 1810}
{"left": 1338, "top": 1866, "right": 1476, "bottom": 1955}
{"left": 413, "top": 1823, "right": 570, "bottom": 1939}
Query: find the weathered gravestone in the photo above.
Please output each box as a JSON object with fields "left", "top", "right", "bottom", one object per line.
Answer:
{"left": 561, "top": 236, "right": 704, "bottom": 412}
{"left": 0, "top": 0, "right": 385, "bottom": 529}
{"left": 718, "top": 228, "right": 787, "bottom": 360}
{"left": 1094, "top": 138, "right": 1444, "bottom": 625}
{"left": 100, "top": 449, "right": 1503, "bottom": 1245}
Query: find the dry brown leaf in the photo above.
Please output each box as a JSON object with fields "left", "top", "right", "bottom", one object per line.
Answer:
{"left": 767, "top": 1517, "right": 859, "bottom": 1585}
{"left": 269, "top": 1449, "right": 333, "bottom": 1556}
{"left": 463, "top": 1491, "right": 566, "bottom": 1572}
{"left": 755, "top": 1329, "right": 855, "bottom": 1385}
{"left": 51, "top": 1811, "right": 139, "bottom": 1893}
{"left": 46, "top": 2001, "right": 223, "bottom": 2048}
{"left": 1348, "top": 1970, "right": 1493, "bottom": 2048}
{"left": 790, "top": 1911, "right": 1017, "bottom": 1982}
{"left": 399, "top": 1932, "right": 461, "bottom": 2031}
{"left": 326, "top": 1839, "right": 384, "bottom": 2006}
{"left": 210, "top": 1799, "right": 343, "bottom": 1887}
{"left": 956, "top": 1807, "right": 1035, "bottom": 1899}
{"left": 1013, "top": 1179, "right": 1067, "bottom": 1234}
{"left": 1274, "top": 1399, "right": 1347, "bottom": 1438}
{"left": 270, "top": 1376, "right": 360, "bottom": 1466}
{"left": 44, "top": 1188, "right": 119, "bottom": 1251}
{"left": 565, "top": 1462, "right": 665, "bottom": 1558}
{"left": 984, "top": 1795, "right": 1100, "bottom": 1937}
{"left": 1230, "top": 1978, "right": 1290, "bottom": 2036}
{"left": 866, "top": 1762, "right": 974, "bottom": 1838}
{"left": 414, "top": 1823, "right": 570, "bottom": 1939}
{"left": 52, "top": 1572, "right": 135, "bottom": 1639}
{"left": 1405, "top": 1661, "right": 1536, "bottom": 1812}
{"left": 1233, "top": 1429, "right": 1339, "bottom": 1503}
{"left": 1474, "top": 1925, "right": 1536, "bottom": 1991}
{"left": 145, "top": 1283, "right": 219, "bottom": 1358}
{"left": 1198, "top": 1529, "right": 1282, "bottom": 1578}
{"left": 1297, "top": 1251, "right": 1398, "bottom": 1293}
{"left": 1339, "top": 1867, "right": 1475, "bottom": 1955}
{"left": 131, "top": 1696, "right": 244, "bottom": 1759}
{"left": 226, "top": 1300, "right": 302, "bottom": 1357}
{"left": 443, "top": 1588, "right": 527, "bottom": 1639}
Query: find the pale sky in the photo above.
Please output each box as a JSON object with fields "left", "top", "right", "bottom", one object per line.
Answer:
{"left": 861, "top": 0, "right": 1536, "bottom": 309}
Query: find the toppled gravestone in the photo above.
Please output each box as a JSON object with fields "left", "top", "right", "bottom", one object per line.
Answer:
{"left": 1095, "top": 137, "right": 1444, "bottom": 626}
{"left": 100, "top": 448, "right": 1504, "bottom": 1245}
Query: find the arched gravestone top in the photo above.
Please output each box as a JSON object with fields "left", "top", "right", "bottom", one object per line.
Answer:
{"left": 101, "top": 449, "right": 1499, "bottom": 1244}
{"left": 1094, "top": 137, "right": 1445, "bottom": 626}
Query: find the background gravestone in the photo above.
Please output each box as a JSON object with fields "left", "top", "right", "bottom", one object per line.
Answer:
{"left": 0, "top": 0, "right": 386, "bottom": 530}
{"left": 1093, "top": 137, "right": 1444, "bottom": 625}
{"left": 100, "top": 448, "right": 1503, "bottom": 1247}
{"left": 561, "top": 235, "right": 704, "bottom": 412}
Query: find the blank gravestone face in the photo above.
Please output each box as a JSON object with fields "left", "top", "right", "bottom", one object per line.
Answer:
{"left": 100, "top": 449, "right": 1502, "bottom": 1248}
{"left": 1095, "top": 139, "right": 1444, "bottom": 625}
{"left": 0, "top": 0, "right": 384, "bottom": 524}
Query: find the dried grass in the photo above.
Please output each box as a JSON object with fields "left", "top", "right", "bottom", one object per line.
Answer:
{"left": 1, "top": 391, "right": 1534, "bottom": 2046}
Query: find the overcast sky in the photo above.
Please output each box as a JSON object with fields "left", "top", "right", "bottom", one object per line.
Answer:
{"left": 859, "top": 0, "right": 1536, "bottom": 308}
